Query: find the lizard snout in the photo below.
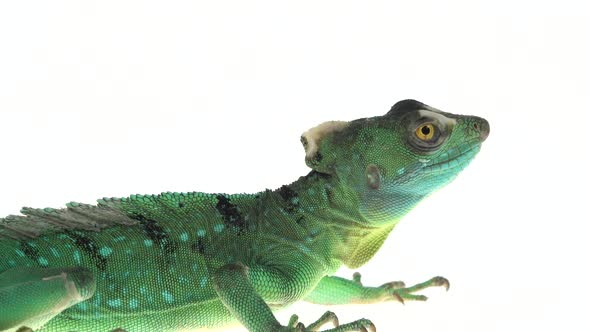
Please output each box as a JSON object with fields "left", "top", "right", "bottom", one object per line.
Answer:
{"left": 474, "top": 117, "right": 490, "bottom": 142}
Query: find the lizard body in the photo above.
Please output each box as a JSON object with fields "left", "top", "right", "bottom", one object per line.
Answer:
{"left": 0, "top": 100, "right": 489, "bottom": 332}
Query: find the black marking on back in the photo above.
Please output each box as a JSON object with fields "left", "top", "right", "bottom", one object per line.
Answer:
{"left": 278, "top": 185, "right": 299, "bottom": 213}
{"left": 324, "top": 186, "right": 335, "bottom": 207}
{"left": 64, "top": 230, "right": 107, "bottom": 271}
{"left": 304, "top": 170, "right": 332, "bottom": 181}
{"left": 191, "top": 238, "right": 206, "bottom": 255}
{"left": 133, "top": 214, "right": 176, "bottom": 257}
{"left": 215, "top": 195, "right": 246, "bottom": 232}
{"left": 20, "top": 241, "right": 40, "bottom": 262}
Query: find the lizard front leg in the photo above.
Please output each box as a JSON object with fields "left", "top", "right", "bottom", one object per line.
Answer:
{"left": 305, "top": 272, "right": 449, "bottom": 305}
{"left": 213, "top": 262, "right": 284, "bottom": 331}
{"left": 212, "top": 262, "right": 375, "bottom": 332}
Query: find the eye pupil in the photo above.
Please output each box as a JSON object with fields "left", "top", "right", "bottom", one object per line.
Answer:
{"left": 421, "top": 126, "right": 431, "bottom": 135}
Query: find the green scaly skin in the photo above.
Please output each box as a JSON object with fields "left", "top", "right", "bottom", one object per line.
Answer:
{"left": 0, "top": 100, "right": 489, "bottom": 332}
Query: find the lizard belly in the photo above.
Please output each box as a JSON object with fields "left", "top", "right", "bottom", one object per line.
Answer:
{"left": 45, "top": 298, "right": 236, "bottom": 331}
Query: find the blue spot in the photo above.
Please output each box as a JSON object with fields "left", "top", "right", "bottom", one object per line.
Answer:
{"left": 297, "top": 244, "right": 311, "bottom": 254}
{"left": 144, "top": 239, "right": 153, "bottom": 247}
{"left": 197, "top": 229, "right": 206, "bottom": 237}
{"left": 73, "top": 251, "right": 81, "bottom": 264}
{"left": 50, "top": 247, "right": 60, "bottom": 257}
{"left": 140, "top": 286, "right": 147, "bottom": 295}
{"left": 8, "top": 260, "right": 16, "bottom": 267}
{"left": 213, "top": 224, "right": 224, "bottom": 233}
{"left": 99, "top": 247, "right": 113, "bottom": 257}
{"left": 114, "top": 236, "right": 126, "bottom": 242}
{"left": 191, "top": 264, "right": 199, "bottom": 272}
{"left": 15, "top": 249, "right": 25, "bottom": 257}
{"left": 38, "top": 257, "right": 49, "bottom": 266}
{"left": 180, "top": 232, "right": 189, "bottom": 242}
{"left": 129, "top": 298, "right": 138, "bottom": 309}
{"left": 77, "top": 302, "right": 88, "bottom": 311}
{"left": 200, "top": 276, "right": 208, "bottom": 288}
{"left": 107, "top": 299, "right": 122, "bottom": 307}
{"left": 162, "top": 290, "right": 174, "bottom": 303}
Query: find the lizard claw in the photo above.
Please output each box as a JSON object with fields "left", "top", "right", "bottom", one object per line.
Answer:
{"left": 288, "top": 314, "right": 300, "bottom": 328}
{"left": 431, "top": 276, "right": 450, "bottom": 291}
{"left": 361, "top": 322, "right": 376, "bottom": 332}
{"left": 350, "top": 319, "right": 376, "bottom": 332}
{"left": 328, "top": 311, "right": 340, "bottom": 327}
{"left": 352, "top": 272, "right": 363, "bottom": 285}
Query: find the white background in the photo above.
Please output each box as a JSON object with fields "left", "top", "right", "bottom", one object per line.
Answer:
{"left": 1, "top": 1, "right": 589, "bottom": 331}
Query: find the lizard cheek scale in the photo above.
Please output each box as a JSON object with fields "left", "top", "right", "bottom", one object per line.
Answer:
{"left": 0, "top": 99, "right": 488, "bottom": 332}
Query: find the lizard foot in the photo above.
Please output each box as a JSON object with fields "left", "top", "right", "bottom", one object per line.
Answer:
{"left": 283, "top": 311, "right": 338, "bottom": 331}
{"left": 382, "top": 275, "right": 450, "bottom": 303}
{"left": 353, "top": 271, "right": 406, "bottom": 289}
{"left": 321, "top": 319, "right": 375, "bottom": 332}
{"left": 281, "top": 311, "right": 374, "bottom": 332}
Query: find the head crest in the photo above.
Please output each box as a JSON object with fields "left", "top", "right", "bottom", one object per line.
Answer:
{"left": 300, "top": 120, "right": 349, "bottom": 173}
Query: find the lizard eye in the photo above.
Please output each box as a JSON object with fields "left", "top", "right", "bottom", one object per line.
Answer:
{"left": 409, "top": 121, "right": 445, "bottom": 152}
{"left": 415, "top": 124, "right": 436, "bottom": 141}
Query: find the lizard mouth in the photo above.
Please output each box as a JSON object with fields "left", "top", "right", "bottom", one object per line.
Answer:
{"left": 423, "top": 142, "right": 481, "bottom": 173}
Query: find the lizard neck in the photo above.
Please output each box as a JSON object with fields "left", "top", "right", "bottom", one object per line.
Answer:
{"left": 281, "top": 171, "right": 397, "bottom": 270}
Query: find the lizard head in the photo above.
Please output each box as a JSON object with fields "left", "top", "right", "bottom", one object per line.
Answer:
{"left": 301, "top": 99, "right": 489, "bottom": 226}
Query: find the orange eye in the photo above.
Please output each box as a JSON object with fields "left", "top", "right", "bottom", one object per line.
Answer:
{"left": 416, "top": 124, "right": 435, "bottom": 141}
